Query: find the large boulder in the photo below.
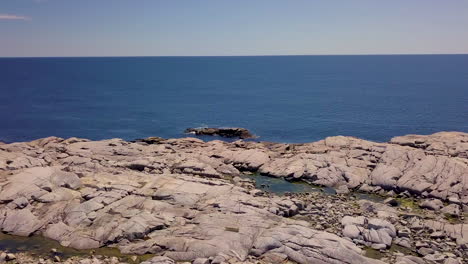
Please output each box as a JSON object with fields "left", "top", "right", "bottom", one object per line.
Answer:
{"left": 341, "top": 216, "right": 396, "bottom": 248}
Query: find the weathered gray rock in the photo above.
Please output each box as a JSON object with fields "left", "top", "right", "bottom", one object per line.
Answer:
{"left": 390, "top": 131, "right": 468, "bottom": 158}
{"left": 343, "top": 224, "right": 361, "bottom": 239}
{"left": 0, "top": 138, "right": 387, "bottom": 264}
{"left": 192, "top": 258, "right": 210, "bottom": 264}
{"left": 341, "top": 216, "right": 396, "bottom": 247}
{"left": 444, "top": 258, "right": 462, "bottom": 264}
{"left": 1, "top": 132, "right": 467, "bottom": 263}
{"left": 141, "top": 256, "right": 175, "bottom": 264}
{"left": 420, "top": 199, "right": 444, "bottom": 211}
{"left": 0, "top": 208, "right": 42, "bottom": 236}
{"left": 441, "top": 204, "right": 461, "bottom": 216}
{"left": 395, "top": 256, "right": 426, "bottom": 264}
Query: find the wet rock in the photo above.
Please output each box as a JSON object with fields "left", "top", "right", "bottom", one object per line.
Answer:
{"left": 133, "top": 137, "right": 165, "bottom": 144}
{"left": 185, "top": 127, "right": 254, "bottom": 139}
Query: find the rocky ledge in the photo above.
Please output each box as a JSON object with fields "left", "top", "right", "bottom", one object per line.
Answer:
{"left": 0, "top": 132, "right": 467, "bottom": 264}
{"left": 184, "top": 127, "right": 255, "bottom": 139}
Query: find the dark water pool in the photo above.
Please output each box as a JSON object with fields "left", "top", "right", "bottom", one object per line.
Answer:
{"left": 241, "top": 173, "right": 336, "bottom": 195}
{"left": 0, "top": 233, "right": 153, "bottom": 263}
{"left": 241, "top": 173, "right": 385, "bottom": 203}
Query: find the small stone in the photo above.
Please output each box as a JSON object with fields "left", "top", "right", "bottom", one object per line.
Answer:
{"left": 12, "top": 197, "right": 29, "bottom": 209}
{"left": 260, "top": 252, "right": 288, "bottom": 264}
{"left": 415, "top": 241, "right": 428, "bottom": 248}
{"left": 441, "top": 204, "right": 460, "bottom": 216}
{"left": 211, "top": 255, "right": 225, "bottom": 264}
{"left": 423, "top": 253, "right": 446, "bottom": 262}
{"left": 430, "top": 231, "right": 445, "bottom": 238}
{"left": 343, "top": 224, "right": 361, "bottom": 239}
{"left": 462, "top": 205, "right": 468, "bottom": 213}
{"left": 51, "top": 248, "right": 57, "bottom": 253}
{"left": 394, "top": 237, "right": 411, "bottom": 248}
{"left": 384, "top": 197, "right": 398, "bottom": 206}
{"left": 335, "top": 185, "right": 349, "bottom": 194}
{"left": 249, "top": 189, "right": 264, "bottom": 197}
{"left": 54, "top": 256, "right": 61, "bottom": 262}
{"left": 418, "top": 247, "right": 434, "bottom": 256}
{"left": 447, "top": 196, "right": 460, "bottom": 204}
{"left": 193, "top": 258, "right": 210, "bottom": 264}
{"left": 371, "top": 243, "right": 387, "bottom": 250}
{"left": 397, "top": 228, "right": 411, "bottom": 238}
{"left": 5, "top": 253, "right": 16, "bottom": 261}
{"left": 444, "top": 257, "right": 461, "bottom": 264}
{"left": 358, "top": 184, "right": 375, "bottom": 192}
{"left": 400, "top": 191, "right": 410, "bottom": 198}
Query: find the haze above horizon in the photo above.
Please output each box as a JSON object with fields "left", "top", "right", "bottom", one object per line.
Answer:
{"left": 1, "top": 0, "right": 468, "bottom": 57}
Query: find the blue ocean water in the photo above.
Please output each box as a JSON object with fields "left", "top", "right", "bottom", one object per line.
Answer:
{"left": 0, "top": 55, "right": 467, "bottom": 143}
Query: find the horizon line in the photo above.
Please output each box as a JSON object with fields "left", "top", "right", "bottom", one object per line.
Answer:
{"left": 1, "top": 53, "right": 468, "bottom": 59}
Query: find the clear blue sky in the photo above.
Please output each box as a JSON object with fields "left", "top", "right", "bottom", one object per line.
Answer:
{"left": 1, "top": 0, "right": 468, "bottom": 57}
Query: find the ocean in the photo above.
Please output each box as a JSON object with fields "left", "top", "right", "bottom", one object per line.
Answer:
{"left": 1, "top": 55, "right": 467, "bottom": 143}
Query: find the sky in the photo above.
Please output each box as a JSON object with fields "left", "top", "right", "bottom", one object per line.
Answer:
{"left": 1, "top": 0, "right": 468, "bottom": 57}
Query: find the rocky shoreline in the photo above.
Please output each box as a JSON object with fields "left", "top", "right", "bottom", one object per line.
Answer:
{"left": 0, "top": 132, "right": 467, "bottom": 264}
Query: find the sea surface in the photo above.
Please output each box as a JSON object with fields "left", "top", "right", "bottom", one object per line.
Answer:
{"left": 1, "top": 55, "right": 467, "bottom": 143}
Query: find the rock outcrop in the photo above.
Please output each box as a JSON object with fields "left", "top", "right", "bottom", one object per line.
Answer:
{"left": 185, "top": 127, "right": 255, "bottom": 139}
{"left": 0, "top": 136, "right": 385, "bottom": 264}
{"left": 0, "top": 131, "right": 467, "bottom": 264}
